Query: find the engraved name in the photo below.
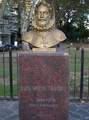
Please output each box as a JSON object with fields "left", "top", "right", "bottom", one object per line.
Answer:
{"left": 21, "top": 85, "right": 66, "bottom": 92}
{"left": 29, "top": 103, "right": 58, "bottom": 108}
{"left": 30, "top": 98, "right": 56, "bottom": 102}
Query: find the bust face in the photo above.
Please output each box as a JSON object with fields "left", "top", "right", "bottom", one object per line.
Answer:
{"left": 36, "top": 5, "right": 51, "bottom": 27}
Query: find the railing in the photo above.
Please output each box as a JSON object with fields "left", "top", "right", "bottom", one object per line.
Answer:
{"left": 0, "top": 49, "right": 18, "bottom": 100}
{"left": 69, "top": 48, "right": 89, "bottom": 101}
{"left": 0, "top": 49, "right": 89, "bottom": 101}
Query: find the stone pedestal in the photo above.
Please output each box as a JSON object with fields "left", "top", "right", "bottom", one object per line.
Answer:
{"left": 18, "top": 52, "right": 70, "bottom": 120}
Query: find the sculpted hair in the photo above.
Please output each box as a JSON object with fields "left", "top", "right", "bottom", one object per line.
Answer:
{"left": 35, "top": 1, "right": 52, "bottom": 15}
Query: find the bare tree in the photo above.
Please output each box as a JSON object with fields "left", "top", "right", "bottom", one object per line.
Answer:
{"left": 20, "top": 0, "right": 41, "bottom": 50}
{"left": 0, "top": 0, "right": 8, "bottom": 19}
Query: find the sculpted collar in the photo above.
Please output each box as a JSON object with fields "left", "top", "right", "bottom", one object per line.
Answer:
{"left": 32, "top": 19, "right": 55, "bottom": 32}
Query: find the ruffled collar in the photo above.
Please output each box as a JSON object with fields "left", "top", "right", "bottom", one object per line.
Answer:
{"left": 32, "top": 19, "right": 55, "bottom": 32}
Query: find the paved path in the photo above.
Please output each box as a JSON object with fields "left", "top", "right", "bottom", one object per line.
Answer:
{"left": 0, "top": 101, "right": 89, "bottom": 120}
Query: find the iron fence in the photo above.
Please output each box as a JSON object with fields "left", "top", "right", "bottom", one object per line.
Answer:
{"left": 0, "top": 49, "right": 89, "bottom": 101}
{"left": 69, "top": 48, "right": 89, "bottom": 101}
{"left": 0, "top": 49, "right": 18, "bottom": 100}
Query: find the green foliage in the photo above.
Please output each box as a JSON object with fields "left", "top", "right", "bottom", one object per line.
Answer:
{"left": 66, "top": 20, "right": 89, "bottom": 42}
{"left": 46, "top": 0, "right": 89, "bottom": 42}
{"left": 66, "top": 26, "right": 78, "bottom": 42}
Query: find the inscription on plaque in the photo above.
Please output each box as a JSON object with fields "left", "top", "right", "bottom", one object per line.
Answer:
{"left": 21, "top": 85, "right": 67, "bottom": 91}
{"left": 29, "top": 98, "right": 58, "bottom": 108}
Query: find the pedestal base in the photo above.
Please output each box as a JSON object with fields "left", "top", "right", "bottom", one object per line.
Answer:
{"left": 18, "top": 52, "right": 70, "bottom": 120}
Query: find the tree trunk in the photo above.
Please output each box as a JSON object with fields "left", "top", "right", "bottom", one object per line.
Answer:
{"left": 0, "top": 0, "right": 8, "bottom": 19}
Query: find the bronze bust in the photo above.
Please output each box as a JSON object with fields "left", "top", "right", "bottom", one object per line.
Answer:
{"left": 22, "top": 1, "right": 66, "bottom": 52}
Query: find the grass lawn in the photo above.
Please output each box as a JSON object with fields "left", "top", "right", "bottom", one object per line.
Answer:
{"left": 0, "top": 54, "right": 18, "bottom": 97}
{"left": 69, "top": 49, "right": 89, "bottom": 97}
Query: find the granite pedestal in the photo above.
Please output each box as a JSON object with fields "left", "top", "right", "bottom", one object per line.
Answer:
{"left": 18, "top": 52, "right": 70, "bottom": 120}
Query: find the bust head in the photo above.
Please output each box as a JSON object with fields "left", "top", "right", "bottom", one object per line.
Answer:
{"left": 35, "top": 1, "right": 52, "bottom": 27}
{"left": 22, "top": 1, "right": 66, "bottom": 51}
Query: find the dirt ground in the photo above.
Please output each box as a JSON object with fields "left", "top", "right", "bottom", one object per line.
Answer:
{"left": 64, "top": 41, "right": 89, "bottom": 48}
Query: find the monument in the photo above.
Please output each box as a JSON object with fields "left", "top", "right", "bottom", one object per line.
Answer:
{"left": 22, "top": 1, "right": 66, "bottom": 51}
{"left": 18, "top": 1, "right": 69, "bottom": 120}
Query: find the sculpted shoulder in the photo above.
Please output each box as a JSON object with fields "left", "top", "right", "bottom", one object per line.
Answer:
{"left": 22, "top": 30, "right": 34, "bottom": 43}
{"left": 53, "top": 29, "right": 67, "bottom": 42}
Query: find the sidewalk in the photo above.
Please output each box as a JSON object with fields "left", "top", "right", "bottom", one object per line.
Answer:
{"left": 0, "top": 101, "right": 89, "bottom": 120}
